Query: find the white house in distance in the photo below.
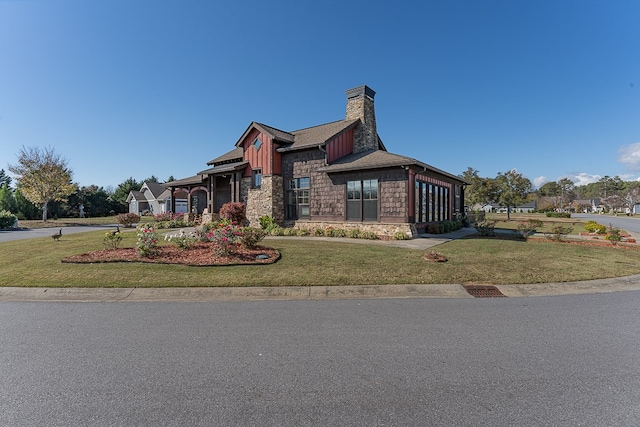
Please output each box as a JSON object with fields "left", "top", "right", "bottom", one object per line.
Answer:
{"left": 127, "top": 182, "right": 188, "bottom": 215}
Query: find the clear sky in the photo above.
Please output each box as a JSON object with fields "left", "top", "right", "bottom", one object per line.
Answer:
{"left": 1, "top": 0, "right": 639, "bottom": 190}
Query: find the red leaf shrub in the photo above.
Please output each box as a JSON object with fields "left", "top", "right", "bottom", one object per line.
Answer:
{"left": 117, "top": 213, "right": 141, "bottom": 227}
{"left": 220, "top": 202, "right": 247, "bottom": 225}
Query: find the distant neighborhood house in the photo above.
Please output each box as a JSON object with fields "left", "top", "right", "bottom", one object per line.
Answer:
{"left": 570, "top": 199, "right": 602, "bottom": 213}
{"left": 472, "top": 201, "right": 537, "bottom": 213}
{"left": 127, "top": 182, "right": 187, "bottom": 215}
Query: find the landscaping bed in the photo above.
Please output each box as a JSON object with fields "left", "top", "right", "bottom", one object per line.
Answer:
{"left": 62, "top": 243, "right": 280, "bottom": 266}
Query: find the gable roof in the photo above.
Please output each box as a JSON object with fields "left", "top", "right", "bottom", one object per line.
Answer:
{"left": 233, "top": 121, "right": 295, "bottom": 149}
{"left": 317, "top": 149, "right": 466, "bottom": 184}
{"left": 143, "top": 182, "right": 170, "bottom": 199}
{"left": 277, "top": 119, "right": 360, "bottom": 152}
{"left": 126, "top": 190, "right": 146, "bottom": 203}
{"left": 207, "top": 147, "right": 244, "bottom": 166}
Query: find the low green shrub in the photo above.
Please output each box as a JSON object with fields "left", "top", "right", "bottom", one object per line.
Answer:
{"left": 546, "top": 212, "right": 571, "bottom": 218}
{"left": 545, "top": 225, "right": 573, "bottom": 241}
{"left": 296, "top": 228, "right": 310, "bottom": 236}
{"left": 360, "top": 231, "right": 379, "bottom": 240}
{"left": 584, "top": 220, "right": 607, "bottom": 234}
{"left": 475, "top": 221, "right": 496, "bottom": 237}
{"left": 0, "top": 210, "right": 17, "bottom": 229}
{"left": 516, "top": 219, "right": 543, "bottom": 239}
{"left": 240, "top": 227, "right": 266, "bottom": 249}
{"left": 394, "top": 231, "right": 411, "bottom": 240}
{"left": 347, "top": 229, "right": 362, "bottom": 239}
{"left": 605, "top": 224, "right": 621, "bottom": 246}
{"left": 269, "top": 226, "right": 284, "bottom": 236}
{"left": 259, "top": 215, "right": 278, "bottom": 231}
{"left": 283, "top": 227, "right": 298, "bottom": 236}
{"left": 333, "top": 228, "right": 347, "bottom": 238}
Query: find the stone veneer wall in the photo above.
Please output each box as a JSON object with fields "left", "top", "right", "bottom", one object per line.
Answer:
{"left": 242, "top": 175, "right": 284, "bottom": 227}
{"left": 346, "top": 88, "right": 377, "bottom": 154}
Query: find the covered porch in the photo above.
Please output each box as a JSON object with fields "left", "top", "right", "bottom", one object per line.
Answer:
{"left": 166, "top": 161, "right": 247, "bottom": 218}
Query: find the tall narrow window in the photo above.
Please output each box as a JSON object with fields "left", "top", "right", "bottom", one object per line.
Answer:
{"left": 347, "top": 180, "right": 361, "bottom": 220}
{"left": 415, "top": 181, "right": 421, "bottom": 222}
{"left": 347, "top": 179, "right": 378, "bottom": 221}
{"left": 252, "top": 169, "right": 262, "bottom": 188}
{"left": 286, "top": 177, "right": 310, "bottom": 219}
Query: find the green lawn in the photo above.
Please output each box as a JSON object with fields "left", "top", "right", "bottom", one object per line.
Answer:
{"left": 485, "top": 212, "right": 632, "bottom": 235}
{"left": 1, "top": 228, "right": 639, "bottom": 288}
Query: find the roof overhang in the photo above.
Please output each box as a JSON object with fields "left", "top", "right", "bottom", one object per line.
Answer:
{"left": 198, "top": 160, "right": 249, "bottom": 175}
{"left": 164, "top": 175, "right": 206, "bottom": 188}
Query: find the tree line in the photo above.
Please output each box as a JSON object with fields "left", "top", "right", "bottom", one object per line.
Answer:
{"left": 1, "top": 146, "right": 174, "bottom": 220}
{"left": 462, "top": 167, "right": 640, "bottom": 216}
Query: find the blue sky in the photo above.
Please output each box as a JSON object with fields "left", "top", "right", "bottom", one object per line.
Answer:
{"left": 1, "top": 0, "right": 639, "bottom": 190}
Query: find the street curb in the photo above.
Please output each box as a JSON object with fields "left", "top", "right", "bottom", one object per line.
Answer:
{"left": 2, "top": 275, "right": 640, "bottom": 302}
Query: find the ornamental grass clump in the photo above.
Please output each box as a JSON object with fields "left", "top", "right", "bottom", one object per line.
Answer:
{"left": 475, "top": 221, "right": 496, "bottom": 237}
{"left": 103, "top": 230, "right": 122, "bottom": 249}
{"left": 605, "top": 224, "right": 622, "bottom": 246}
{"left": 516, "top": 219, "right": 543, "bottom": 240}
{"left": 240, "top": 227, "right": 266, "bottom": 249}
{"left": 545, "top": 225, "right": 573, "bottom": 242}
{"left": 136, "top": 224, "right": 159, "bottom": 257}
{"left": 211, "top": 224, "right": 242, "bottom": 256}
{"left": 166, "top": 229, "right": 197, "bottom": 250}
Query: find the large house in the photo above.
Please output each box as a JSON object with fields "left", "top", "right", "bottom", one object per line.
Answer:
{"left": 165, "top": 85, "right": 467, "bottom": 237}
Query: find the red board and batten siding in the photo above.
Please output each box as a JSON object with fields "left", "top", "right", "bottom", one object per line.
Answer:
{"left": 325, "top": 128, "right": 354, "bottom": 163}
{"left": 241, "top": 128, "right": 281, "bottom": 176}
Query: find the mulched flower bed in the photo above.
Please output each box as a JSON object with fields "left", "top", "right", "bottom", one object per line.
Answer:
{"left": 62, "top": 243, "right": 280, "bottom": 266}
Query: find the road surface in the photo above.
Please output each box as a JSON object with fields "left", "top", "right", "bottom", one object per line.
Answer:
{"left": 2, "top": 293, "right": 639, "bottom": 426}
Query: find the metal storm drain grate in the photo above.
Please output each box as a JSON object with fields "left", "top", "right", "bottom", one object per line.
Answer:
{"left": 463, "top": 285, "right": 507, "bottom": 298}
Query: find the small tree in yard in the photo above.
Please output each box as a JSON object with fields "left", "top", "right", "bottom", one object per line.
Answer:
{"left": 8, "top": 146, "right": 76, "bottom": 221}
{"left": 493, "top": 169, "right": 533, "bottom": 220}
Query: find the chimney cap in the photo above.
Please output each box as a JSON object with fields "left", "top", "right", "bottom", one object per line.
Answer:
{"left": 346, "top": 85, "right": 376, "bottom": 101}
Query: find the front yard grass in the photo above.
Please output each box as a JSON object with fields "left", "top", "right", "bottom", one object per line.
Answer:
{"left": 17, "top": 215, "right": 153, "bottom": 229}
{"left": 1, "top": 229, "right": 640, "bottom": 287}
{"left": 485, "top": 212, "right": 592, "bottom": 234}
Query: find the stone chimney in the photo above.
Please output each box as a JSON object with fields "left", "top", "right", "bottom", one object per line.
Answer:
{"left": 346, "top": 85, "right": 378, "bottom": 153}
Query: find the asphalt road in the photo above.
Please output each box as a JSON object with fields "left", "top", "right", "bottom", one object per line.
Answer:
{"left": 0, "top": 225, "right": 122, "bottom": 242}
{"left": 573, "top": 213, "right": 640, "bottom": 237}
{"left": 2, "top": 293, "right": 640, "bottom": 426}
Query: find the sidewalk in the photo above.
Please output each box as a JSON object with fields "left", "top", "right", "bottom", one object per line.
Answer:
{"left": 2, "top": 274, "right": 640, "bottom": 302}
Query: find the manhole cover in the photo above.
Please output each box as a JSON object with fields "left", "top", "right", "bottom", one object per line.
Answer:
{"left": 463, "top": 285, "right": 507, "bottom": 298}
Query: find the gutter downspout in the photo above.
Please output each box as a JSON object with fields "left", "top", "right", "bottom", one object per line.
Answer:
{"left": 318, "top": 144, "right": 328, "bottom": 165}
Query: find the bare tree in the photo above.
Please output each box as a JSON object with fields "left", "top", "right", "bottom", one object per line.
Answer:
{"left": 624, "top": 182, "right": 640, "bottom": 214}
{"left": 8, "top": 146, "right": 76, "bottom": 221}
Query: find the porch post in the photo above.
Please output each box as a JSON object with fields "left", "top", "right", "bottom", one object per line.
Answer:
{"left": 408, "top": 169, "right": 415, "bottom": 223}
